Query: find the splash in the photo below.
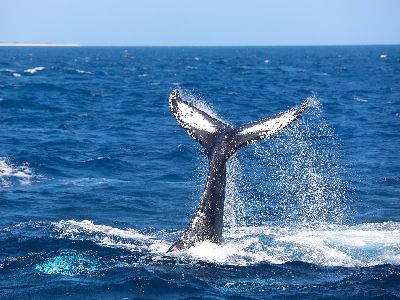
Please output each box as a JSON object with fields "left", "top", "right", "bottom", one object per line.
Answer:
{"left": 0, "top": 157, "right": 38, "bottom": 188}
{"left": 176, "top": 92, "right": 348, "bottom": 227}
{"left": 47, "top": 220, "right": 400, "bottom": 267}
{"left": 186, "top": 222, "right": 400, "bottom": 267}
{"left": 52, "top": 220, "right": 170, "bottom": 253}
{"left": 53, "top": 220, "right": 152, "bottom": 240}
{"left": 225, "top": 155, "right": 247, "bottom": 227}
{"left": 241, "top": 95, "right": 349, "bottom": 227}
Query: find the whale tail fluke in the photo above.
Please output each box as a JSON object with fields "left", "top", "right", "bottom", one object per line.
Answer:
{"left": 232, "top": 98, "right": 309, "bottom": 151}
{"left": 169, "top": 90, "right": 232, "bottom": 156}
{"left": 169, "top": 89, "right": 309, "bottom": 157}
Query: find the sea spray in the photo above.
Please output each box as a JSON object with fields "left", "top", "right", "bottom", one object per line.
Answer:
{"left": 225, "top": 155, "right": 247, "bottom": 228}
{"left": 179, "top": 92, "right": 349, "bottom": 229}
{"left": 246, "top": 95, "right": 349, "bottom": 227}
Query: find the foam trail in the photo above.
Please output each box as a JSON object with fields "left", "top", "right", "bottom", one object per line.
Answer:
{"left": 52, "top": 220, "right": 171, "bottom": 254}
{"left": 53, "top": 220, "right": 152, "bottom": 240}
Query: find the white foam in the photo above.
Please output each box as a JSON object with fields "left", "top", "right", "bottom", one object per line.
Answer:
{"left": 0, "top": 69, "right": 21, "bottom": 77}
{"left": 24, "top": 66, "right": 45, "bottom": 74}
{"left": 355, "top": 96, "right": 368, "bottom": 103}
{"left": 53, "top": 220, "right": 151, "bottom": 240}
{"left": 185, "top": 241, "right": 248, "bottom": 264}
{"left": 52, "top": 220, "right": 171, "bottom": 253}
{"left": 75, "top": 69, "right": 92, "bottom": 75}
{"left": 0, "top": 157, "right": 37, "bottom": 188}
{"left": 380, "top": 54, "right": 388, "bottom": 59}
{"left": 49, "top": 219, "right": 400, "bottom": 267}
{"left": 178, "top": 223, "right": 400, "bottom": 267}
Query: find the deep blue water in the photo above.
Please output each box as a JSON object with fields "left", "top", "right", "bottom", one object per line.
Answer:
{"left": 0, "top": 46, "right": 399, "bottom": 299}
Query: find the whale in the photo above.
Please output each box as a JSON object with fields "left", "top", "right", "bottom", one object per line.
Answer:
{"left": 167, "top": 90, "right": 309, "bottom": 252}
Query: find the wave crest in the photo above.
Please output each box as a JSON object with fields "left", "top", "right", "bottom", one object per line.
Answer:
{"left": 50, "top": 220, "right": 400, "bottom": 268}
{"left": 0, "top": 157, "right": 39, "bottom": 188}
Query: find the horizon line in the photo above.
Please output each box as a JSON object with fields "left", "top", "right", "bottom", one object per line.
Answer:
{"left": 1, "top": 42, "right": 399, "bottom": 47}
{"left": 0, "top": 43, "right": 80, "bottom": 47}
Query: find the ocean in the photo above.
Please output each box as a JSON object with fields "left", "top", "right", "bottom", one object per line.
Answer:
{"left": 0, "top": 46, "right": 399, "bottom": 299}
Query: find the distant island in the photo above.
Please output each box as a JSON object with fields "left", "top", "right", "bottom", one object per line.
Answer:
{"left": 0, "top": 42, "right": 80, "bottom": 47}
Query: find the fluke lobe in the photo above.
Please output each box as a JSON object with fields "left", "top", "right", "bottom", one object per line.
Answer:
{"left": 167, "top": 90, "right": 308, "bottom": 252}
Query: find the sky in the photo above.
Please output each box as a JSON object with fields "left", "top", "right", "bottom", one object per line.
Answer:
{"left": 1, "top": 0, "right": 399, "bottom": 46}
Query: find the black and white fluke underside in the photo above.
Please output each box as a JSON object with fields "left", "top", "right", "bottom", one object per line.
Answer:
{"left": 167, "top": 90, "right": 309, "bottom": 252}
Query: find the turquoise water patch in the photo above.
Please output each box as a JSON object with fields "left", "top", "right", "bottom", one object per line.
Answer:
{"left": 35, "top": 250, "right": 99, "bottom": 276}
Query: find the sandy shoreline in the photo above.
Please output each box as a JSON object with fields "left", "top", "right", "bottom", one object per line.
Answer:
{"left": 0, "top": 43, "right": 80, "bottom": 47}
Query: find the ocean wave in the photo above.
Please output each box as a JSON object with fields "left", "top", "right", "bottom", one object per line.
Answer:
{"left": 0, "top": 157, "right": 39, "bottom": 188}
{"left": 51, "top": 220, "right": 169, "bottom": 256}
{"left": 0, "top": 68, "right": 21, "bottom": 77}
{"left": 65, "top": 67, "right": 92, "bottom": 75}
{"left": 24, "top": 66, "right": 45, "bottom": 75}
{"left": 355, "top": 96, "right": 368, "bottom": 103}
{"left": 60, "top": 177, "right": 126, "bottom": 187}
{"left": 53, "top": 220, "right": 150, "bottom": 239}
{"left": 75, "top": 69, "right": 92, "bottom": 75}
{"left": 50, "top": 220, "right": 400, "bottom": 268}
{"left": 0, "top": 68, "right": 15, "bottom": 73}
